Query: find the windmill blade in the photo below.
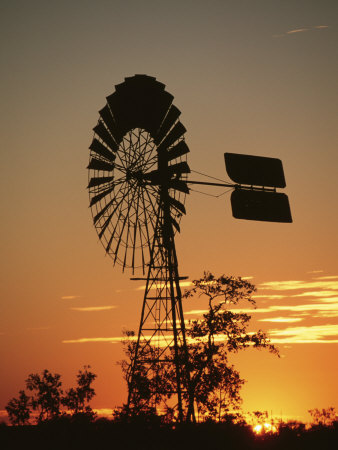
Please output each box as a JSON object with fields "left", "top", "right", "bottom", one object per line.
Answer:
{"left": 87, "top": 176, "right": 114, "bottom": 188}
{"left": 157, "top": 122, "right": 186, "bottom": 153}
{"left": 87, "top": 157, "right": 114, "bottom": 172}
{"left": 93, "top": 199, "right": 113, "bottom": 224}
{"left": 93, "top": 122, "right": 118, "bottom": 152}
{"left": 169, "top": 180, "right": 190, "bottom": 194}
{"left": 124, "top": 74, "right": 165, "bottom": 91}
{"left": 169, "top": 196, "right": 186, "bottom": 215}
{"left": 89, "top": 187, "right": 114, "bottom": 207}
{"left": 167, "top": 141, "right": 190, "bottom": 162}
{"left": 89, "top": 138, "right": 116, "bottom": 162}
{"left": 155, "top": 105, "right": 181, "bottom": 145}
{"left": 99, "top": 105, "right": 121, "bottom": 143}
{"left": 167, "top": 161, "right": 190, "bottom": 178}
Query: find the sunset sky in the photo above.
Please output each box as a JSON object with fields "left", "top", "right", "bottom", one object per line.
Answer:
{"left": 1, "top": 0, "right": 337, "bottom": 423}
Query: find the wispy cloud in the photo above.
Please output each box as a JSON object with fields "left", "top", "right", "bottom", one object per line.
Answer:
{"left": 232, "top": 301, "right": 338, "bottom": 318}
{"left": 63, "top": 334, "right": 184, "bottom": 348}
{"left": 62, "top": 337, "right": 122, "bottom": 344}
{"left": 315, "top": 275, "right": 338, "bottom": 280}
{"left": 61, "top": 295, "right": 81, "bottom": 300}
{"left": 70, "top": 306, "right": 117, "bottom": 312}
{"left": 259, "top": 279, "right": 338, "bottom": 292}
{"left": 269, "top": 324, "right": 338, "bottom": 344}
{"left": 291, "top": 290, "right": 338, "bottom": 298}
{"left": 287, "top": 28, "right": 309, "bottom": 34}
{"left": 259, "top": 317, "right": 303, "bottom": 323}
{"left": 185, "top": 309, "right": 208, "bottom": 316}
{"left": 274, "top": 25, "right": 329, "bottom": 38}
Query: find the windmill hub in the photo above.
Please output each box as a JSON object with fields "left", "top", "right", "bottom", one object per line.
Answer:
{"left": 125, "top": 168, "right": 143, "bottom": 183}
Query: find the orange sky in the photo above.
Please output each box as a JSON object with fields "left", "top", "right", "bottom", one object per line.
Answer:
{"left": 1, "top": 0, "right": 338, "bottom": 423}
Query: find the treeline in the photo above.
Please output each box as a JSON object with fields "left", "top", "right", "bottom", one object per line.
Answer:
{"left": 2, "top": 367, "right": 337, "bottom": 449}
{"left": 1, "top": 413, "right": 337, "bottom": 450}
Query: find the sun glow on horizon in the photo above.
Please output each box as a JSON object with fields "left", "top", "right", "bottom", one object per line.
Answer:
{"left": 253, "top": 423, "right": 278, "bottom": 434}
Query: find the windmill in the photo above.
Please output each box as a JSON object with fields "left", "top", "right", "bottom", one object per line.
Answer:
{"left": 87, "top": 74, "right": 292, "bottom": 422}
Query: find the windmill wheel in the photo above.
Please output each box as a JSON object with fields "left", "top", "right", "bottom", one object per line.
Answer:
{"left": 88, "top": 75, "right": 190, "bottom": 272}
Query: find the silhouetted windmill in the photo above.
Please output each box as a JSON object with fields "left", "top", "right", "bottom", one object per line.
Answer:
{"left": 87, "top": 75, "right": 292, "bottom": 422}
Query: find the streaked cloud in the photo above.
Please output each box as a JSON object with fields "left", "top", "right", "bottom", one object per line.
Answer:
{"left": 315, "top": 275, "right": 338, "bottom": 280}
{"left": 286, "top": 27, "right": 311, "bottom": 34}
{"left": 312, "top": 310, "right": 338, "bottom": 319}
{"left": 259, "top": 317, "right": 303, "bottom": 323}
{"left": 63, "top": 334, "right": 174, "bottom": 346}
{"left": 314, "top": 297, "right": 338, "bottom": 304}
{"left": 274, "top": 25, "right": 329, "bottom": 38}
{"left": 259, "top": 279, "right": 338, "bottom": 291}
{"left": 270, "top": 302, "right": 338, "bottom": 313}
{"left": 63, "top": 320, "right": 338, "bottom": 346}
{"left": 287, "top": 28, "right": 309, "bottom": 34}
{"left": 61, "top": 295, "right": 81, "bottom": 300}
{"left": 232, "top": 302, "right": 338, "bottom": 318}
{"left": 308, "top": 270, "right": 324, "bottom": 274}
{"left": 70, "top": 306, "right": 117, "bottom": 312}
{"left": 269, "top": 324, "right": 338, "bottom": 344}
{"left": 292, "top": 290, "right": 338, "bottom": 298}
{"left": 63, "top": 337, "right": 122, "bottom": 344}
{"left": 185, "top": 309, "right": 208, "bottom": 316}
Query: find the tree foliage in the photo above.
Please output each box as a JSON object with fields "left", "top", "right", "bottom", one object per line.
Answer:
{"left": 62, "top": 365, "right": 97, "bottom": 417}
{"left": 308, "top": 407, "right": 337, "bottom": 427}
{"left": 26, "top": 370, "right": 63, "bottom": 422}
{"left": 182, "top": 272, "right": 278, "bottom": 421}
{"left": 5, "top": 366, "right": 97, "bottom": 425}
{"left": 5, "top": 390, "right": 31, "bottom": 426}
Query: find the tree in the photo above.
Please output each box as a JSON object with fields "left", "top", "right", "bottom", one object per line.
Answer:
{"left": 5, "top": 390, "right": 31, "bottom": 425}
{"left": 62, "top": 365, "right": 97, "bottom": 416}
{"left": 26, "top": 369, "right": 63, "bottom": 422}
{"left": 119, "top": 272, "right": 279, "bottom": 422}
{"left": 182, "top": 272, "right": 278, "bottom": 421}
{"left": 308, "top": 407, "right": 337, "bottom": 427}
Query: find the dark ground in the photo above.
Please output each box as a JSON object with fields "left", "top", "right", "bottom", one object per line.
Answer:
{"left": 1, "top": 419, "right": 337, "bottom": 450}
